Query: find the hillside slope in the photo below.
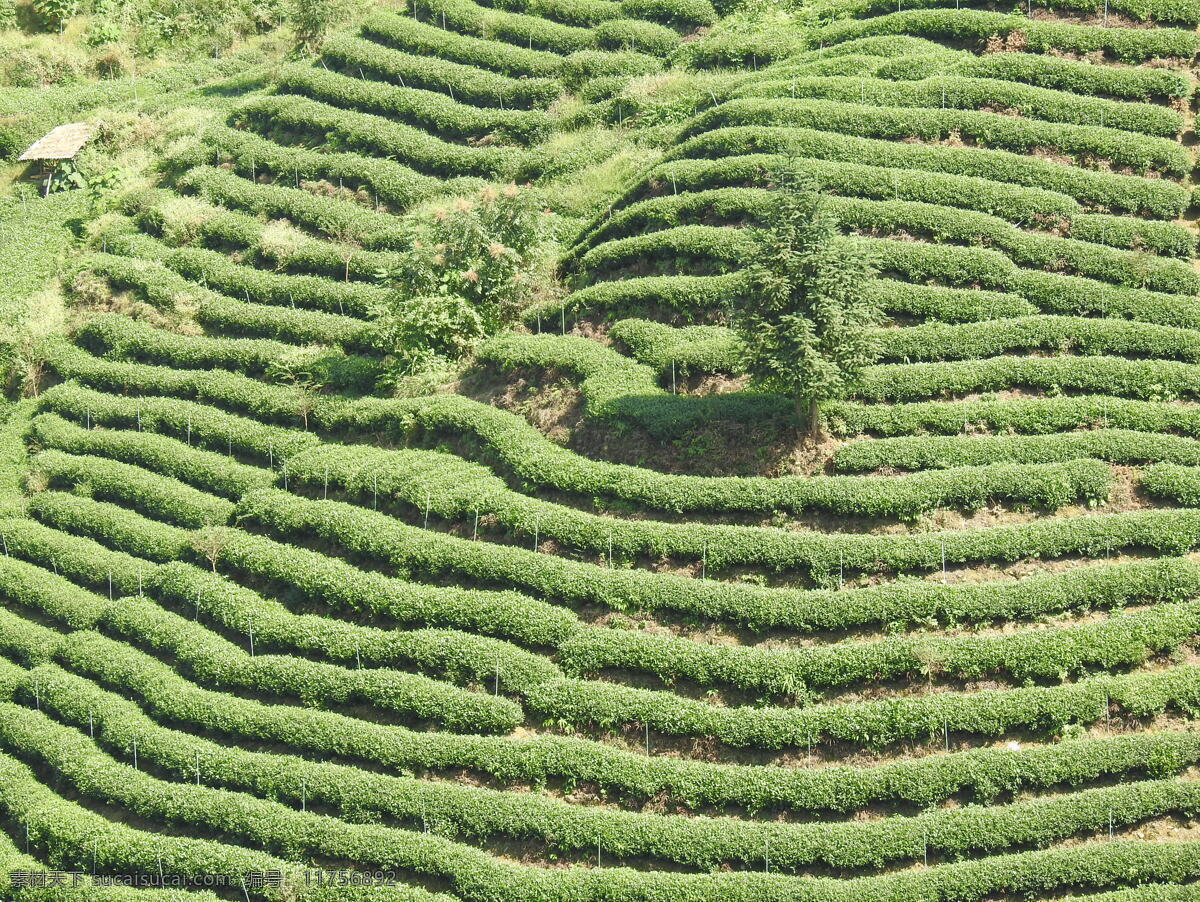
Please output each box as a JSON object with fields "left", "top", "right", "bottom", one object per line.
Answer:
{"left": 2, "top": 0, "right": 1200, "bottom": 899}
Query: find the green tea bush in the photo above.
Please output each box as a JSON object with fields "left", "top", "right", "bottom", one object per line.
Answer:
{"left": 233, "top": 94, "right": 520, "bottom": 180}
{"left": 734, "top": 75, "right": 1184, "bottom": 137}
{"left": 681, "top": 99, "right": 1190, "bottom": 177}
{"left": 32, "top": 450, "right": 235, "bottom": 529}
{"left": 31, "top": 413, "right": 273, "bottom": 498}
{"left": 672, "top": 125, "right": 1190, "bottom": 217}
{"left": 834, "top": 429, "right": 1200, "bottom": 472}
{"left": 276, "top": 64, "right": 553, "bottom": 144}
{"left": 562, "top": 599, "right": 1200, "bottom": 692}
{"left": 324, "top": 31, "right": 561, "bottom": 107}
{"left": 813, "top": 9, "right": 1200, "bottom": 62}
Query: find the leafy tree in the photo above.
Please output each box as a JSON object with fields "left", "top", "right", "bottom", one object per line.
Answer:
{"left": 85, "top": 166, "right": 128, "bottom": 214}
{"left": 374, "top": 294, "right": 486, "bottom": 377}
{"left": 373, "top": 183, "right": 554, "bottom": 381}
{"left": 33, "top": 0, "right": 79, "bottom": 32}
{"left": 737, "top": 164, "right": 882, "bottom": 438}
{"left": 290, "top": 0, "right": 356, "bottom": 49}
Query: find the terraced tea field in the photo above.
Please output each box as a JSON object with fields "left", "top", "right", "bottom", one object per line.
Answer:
{"left": 4, "top": 0, "right": 1200, "bottom": 898}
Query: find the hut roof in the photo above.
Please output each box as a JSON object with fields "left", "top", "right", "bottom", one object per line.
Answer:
{"left": 18, "top": 122, "right": 92, "bottom": 162}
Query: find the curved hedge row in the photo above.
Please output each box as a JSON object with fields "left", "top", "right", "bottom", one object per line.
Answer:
{"left": 860, "top": 47, "right": 1192, "bottom": 99}
{"left": 0, "top": 518, "right": 152, "bottom": 598}
{"left": 197, "top": 295, "right": 382, "bottom": 357}
{"left": 359, "top": 9, "right": 563, "bottom": 78}
{"left": 531, "top": 662, "right": 1200, "bottom": 749}
{"left": 856, "top": 354, "right": 1200, "bottom": 403}
{"left": 87, "top": 243, "right": 382, "bottom": 365}
{"left": 826, "top": 394, "right": 1200, "bottom": 439}
{"left": 77, "top": 314, "right": 297, "bottom": 377}
{"left": 835, "top": 430, "right": 1200, "bottom": 472}
{"left": 14, "top": 598, "right": 1200, "bottom": 813}
{"left": 278, "top": 64, "right": 552, "bottom": 145}
{"left": 14, "top": 670, "right": 1200, "bottom": 897}
{"left": 581, "top": 188, "right": 1195, "bottom": 288}
{"left": 575, "top": 224, "right": 756, "bottom": 281}
{"left": 523, "top": 272, "right": 750, "bottom": 324}
{"left": 32, "top": 450, "right": 235, "bottom": 530}
{"left": 576, "top": 209, "right": 1197, "bottom": 295}
{"left": 122, "top": 188, "right": 402, "bottom": 290}
{"left": 192, "top": 124, "right": 463, "bottom": 210}
{"left": 0, "top": 688, "right": 455, "bottom": 899}
{"left": 878, "top": 316, "right": 1200, "bottom": 364}
{"left": 68, "top": 251, "right": 197, "bottom": 316}
{"left": 0, "top": 545, "right": 525, "bottom": 733}
{"left": 290, "top": 436, "right": 1111, "bottom": 537}
{"left": 238, "top": 485, "right": 1200, "bottom": 605}
{"left": 178, "top": 164, "right": 411, "bottom": 250}
{"left": 861, "top": 237, "right": 1200, "bottom": 316}
{"left": 419, "top": 0, "right": 598, "bottom": 54}
{"left": 79, "top": 255, "right": 364, "bottom": 364}
{"left": 1142, "top": 463, "right": 1200, "bottom": 506}
{"left": 604, "top": 316, "right": 1200, "bottom": 377}
{"left": 23, "top": 666, "right": 1200, "bottom": 876}
{"left": 812, "top": 9, "right": 1200, "bottom": 62}
{"left": 38, "top": 382, "right": 319, "bottom": 464}
{"left": 208, "top": 526, "right": 579, "bottom": 647}
{"left": 942, "top": 50, "right": 1190, "bottom": 99}
{"left": 636, "top": 150, "right": 1192, "bottom": 258}
{"left": 677, "top": 98, "right": 1191, "bottom": 176}
{"left": 322, "top": 32, "right": 562, "bottom": 108}
{"left": 233, "top": 94, "right": 520, "bottom": 181}
{"left": 735, "top": 75, "right": 1184, "bottom": 137}
{"left": 44, "top": 341, "right": 326, "bottom": 428}
{"left": 560, "top": 599, "right": 1200, "bottom": 694}
{"left": 636, "top": 152, "right": 1085, "bottom": 225}
{"left": 826, "top": 0, "right": 1200, "bottom": 27}
{"left": 0, "top": 738, "right": 330, "bottom": 902}
{"left": 1071, "top": 213, "right": 1196, "bottom": 259}
{"left": 27, "top": 491, "right": 190, "bottom": 564}
{"left": 340, "top": 390, "right": 1114, "bottom": 524}
{"left": 149, "top": 562, "right": 558, "bottom": 695}
{"left": 12, "top": 599, "right": 1200, "bottom": 879}
{"left": 31, "top": 413, "right": 274, "bottom": 499}
{"left": 846, "top": 204, "right": 1197, "bottom": 293}
{"left": 672, "top": 125, "right": 1190, "bottom": 218}
{"left": 609, "top": 317, "right": 744, "bottom": 372}
{"left": 835, "top": 429, "right": 1200, "bottom": 472}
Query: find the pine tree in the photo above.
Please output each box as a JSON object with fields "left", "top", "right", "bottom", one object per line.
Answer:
{"left": 737, "top": 165, "right": 882, "bottom": 438}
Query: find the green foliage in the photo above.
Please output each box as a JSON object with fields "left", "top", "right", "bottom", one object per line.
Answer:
{"left": 674, "top": 124, "right": 1190, "bottom": 217}
{"left": 377, "top": 294, "right": 487, "bottom": 376}
{"left": 813, "top": 8, "right": 1200, "bottom": 61}
{"left": 736, "top": 165, "right": 881, "bottom": 431}
{"left": 290, "top": 0, "right": 359, "bottom": 49}
{"left": 595, "top": 17, "right": 681, "bottom": 54}
{"left": 233, "top": 93, "right": 519, "bottom": 180}
{"left": 857, "top": 354, "right": 1200, "bottom": 404}
{"left": 373, "top": 183, "right": 553, "bottom": 375}
{"left": 834, "top": 429, "right": 1200, "bottom": 472}
{"left": 563, "top": 597, "right": 1200, "bottom": 692}
{"left": 33, "top": 448, "right": 235, "bottom": 528}
{"left": 826, "top": 394, "right": 1200, "bottom": 439}
{"left": 4, "top": 0, "right": 1200, "bottom": 882}
{"left": 32, "top": 0, "right": 80, "bottom": 32}
{"left": 326, "top": 29, "right": 562, "bottom": 107}
{"left": 734, "top": 74, "right": 1185, "bottom": 137}
{"left": 276, "top": 64, "right": 552, "bottom": 145}
{"left": 360, "top": 9, "right": 563, "bottom": 78}
{"left": 238, "top": 485, "right": 1200, "bottom": 619}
